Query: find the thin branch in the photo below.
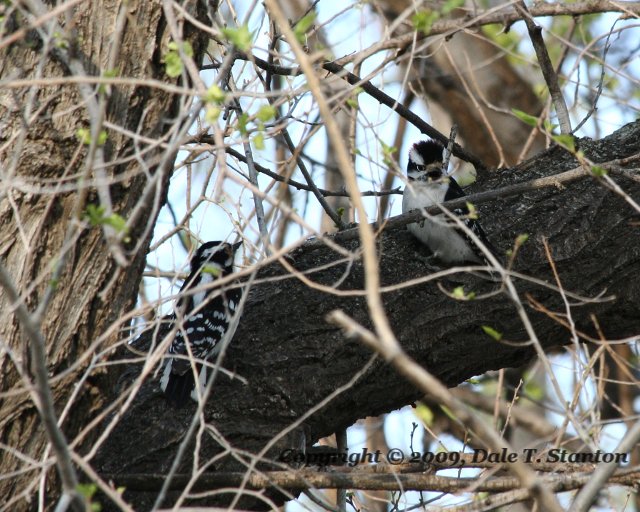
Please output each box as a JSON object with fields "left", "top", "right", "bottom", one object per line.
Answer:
{"left": 195, "top": 138, "right": 401, "bottom": 197}
{"left": 0, "top": 264, "right": 81, "bottom": 508}
{"left": 327, "top": 311, "right": 564, "bottom": 512}
{"left": 443, "top": 124, "right": 458, "bottom": 172}
{"left": 571, "top": 419, "right": 640, "bottom": 511}
{"left": 100, "top": 466, "right": 640, "bottom": 493}
{"left": 227, "top": 77, "right": 271, "bottom": 255}
{"left": 309, "top": 163, "right": 596, "bottom": 248}
{"left": 225, "top": 52, "right": 485, "bottom": 169}
{"left": 279, "top": 129, "right": 346, "bottom": 229}
{"left": 516, "top": 1, "right": 572, "bottom": 134}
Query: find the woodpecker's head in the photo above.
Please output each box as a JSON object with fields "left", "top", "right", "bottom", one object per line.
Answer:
{"left": 407, "top": 140, "right": 445, "bottom": 182}
{"left": 192, "top": 240, "right": 242, "bottom": 276}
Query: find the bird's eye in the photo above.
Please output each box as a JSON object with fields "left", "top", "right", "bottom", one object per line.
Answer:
{"left": 417, "top": 165, "right": 426, "bottom": 171}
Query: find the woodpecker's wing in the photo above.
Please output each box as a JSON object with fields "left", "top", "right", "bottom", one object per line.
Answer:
{"left": 161, "top": 285, "right": 242, "bottom": 407}
{"left": 443, "top": 177, "right": 500, "bottom": 262}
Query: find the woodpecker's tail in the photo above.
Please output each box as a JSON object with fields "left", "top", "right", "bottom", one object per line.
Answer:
{"left": 160, "top": 359, "right": 198, "bottom": 408}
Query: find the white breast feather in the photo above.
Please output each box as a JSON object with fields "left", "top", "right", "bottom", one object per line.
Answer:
{"left": 402, "top": 181, "right": 480, "bottom": 263}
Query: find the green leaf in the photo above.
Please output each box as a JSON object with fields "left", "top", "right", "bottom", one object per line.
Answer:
{"left": 97, "top": 130, "right": 108, "bottom": 145}
{"left": 293, "top": 12, "right": 316, "bottom": 44}
{"left": 452, "top": 286, "right": 476, "bottom": 301}
{"left": 202, "top": 264, "right": 221, "bottom": 277}
{"left": 442, "top": 0, "right": 465, "bottom": 15}
{"left": 164, "top": 51, "right": 183, "bottom": 78}
{"left": 481, "top": 325, "right": 503, "bottom": 341}
{"left": 252, "top": 132, "right": 265, "bottom": 150}
{"left": 104, "top": 213, "right": 128, "bottom": 234}
{"left": 413, "top": 402, "right": 434, "bottom": 427}
{"left": 236, "top": 112, "right": 249, "bottom": 135}
{"left": 204, "top": 105, "right": 220, "bottom": 124}
{"left": 164, "top": 41, "right": 194, "bottom": 78}
{"left": 182, "top": 41, "right": 194, "bottom": 57}
{"left": 411, "top": 10, "right": 440, "bottom": 35}
{"left": 511, "top": 108, "right": 539, "bottom": 127}
{"left": 256, "top": 104, "right": 277, "bottom": 122}
{"left": 590, "top": 165, "right": 607, "bottom": 177}
{"left": 543, "top": 119, "right": 558, "bottom": 132}
{"left": 77, "top": 483, "right": 97, "bottom": 499}
{"left": 76, "top": 128, "right": 91, "bottom": 145}
{"left": 523, "top": 378, "right": 544, "bottom": 401}
{"left": 466, "top": 201, "right": 477, "bottom": 220}
{"left": 203, "top": 84, "right": 226, "bottom": 104}
{"left": 221, "top": 25, "right": 252, "bottom": 51}
{"left": 380, "top": 141, "right": 397, "bottom": 167}
{"left": 84, "top": 204, "right": 106, "bottom": 226}
{"left": 552, "top": 133, "right": 576, "bottom": 153}
{"left": 515, "top": 233, "right": 529, "bottom": 246}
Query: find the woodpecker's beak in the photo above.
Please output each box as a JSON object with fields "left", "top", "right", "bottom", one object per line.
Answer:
{"left": 232, "top": 241, "right": 243, "bottom": 253}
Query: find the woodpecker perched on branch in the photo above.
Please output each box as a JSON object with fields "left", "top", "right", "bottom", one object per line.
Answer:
{"left": 159, "top": 240, "right": 242, "bottom": 407}
{"left": 402, "top": 139, "right": 498, "bottom": 264}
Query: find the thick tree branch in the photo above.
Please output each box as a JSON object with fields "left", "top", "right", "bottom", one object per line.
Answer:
{"left": 95, "top": 121, "right": 640, "bottom": 510}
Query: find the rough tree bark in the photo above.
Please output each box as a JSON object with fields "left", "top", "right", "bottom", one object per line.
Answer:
{"left": 95, "top": 121, "right": 640, "bottom": 509}
{"left": 0, "top": 0, "right": 208, "bottom": 506}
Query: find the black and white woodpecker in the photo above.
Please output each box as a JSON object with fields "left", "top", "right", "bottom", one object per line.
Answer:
{"left": 402, "top": 139, "right": 498, "bottom": 264}
{"left": 159, "top": 240, "right": 242, "bottom": 407}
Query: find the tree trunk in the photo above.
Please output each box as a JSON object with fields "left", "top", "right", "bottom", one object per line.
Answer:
{"left": 95, "top": 121, "right": 640, "bottom": 509}
{"left": 0, "top": 1, "right": 208, "bottom": 506}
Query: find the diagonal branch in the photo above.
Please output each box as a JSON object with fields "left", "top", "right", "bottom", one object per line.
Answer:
{"left": 327, "top": 310, "right": 564, "bottom": 512}
{"left": 0, "top": 264, "right": 81, "bottom": 509}
{"left": 516, "top": 1, "right": 572, "bottom": 134}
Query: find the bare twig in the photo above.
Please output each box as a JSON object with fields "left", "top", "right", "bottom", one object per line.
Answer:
{"left": 443, "top": 124, "right": 458, "bottom": 172}
{"left": 571, "top": 419, "right": 640, "bottom": 511}
{"left": 0, "top": 265, "right": 81, "bottom": 509}
{"left": 516, "top": 1, "right": 572, "bottom": 134}
{"left": 279, "top": 129, "right": 346, "bottom": 229}
{"left": 308, "top": 163, "right": 596, "bottom": 249}
{"left": 100, "top": 466, "right": 640, "bottom": 493}
{"left": 327, "top": 311, "right": 564, "bottom": 512}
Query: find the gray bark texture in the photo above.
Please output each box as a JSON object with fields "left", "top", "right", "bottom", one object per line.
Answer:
{"left": 94, "top": 121, "right": 640, "bottom": 510}
{"left": 0, "top": 0, "right": 209, "bottom": 506}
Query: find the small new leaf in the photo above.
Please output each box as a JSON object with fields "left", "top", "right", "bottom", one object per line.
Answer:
{"left": 466, "top": 201, "right": 478, "bottom": 219}
{"left": 293, "top": 12, "right": 316, "bottom": 44}
{"left": 411, "top": 10, "right": 440, "bottom": 35}
{"left": 205, "top": 105, "right": 220, "bottom": 124}
{"left": 164, "top": 41, "right": 193, "bottom": 78}
{"left": 104, "top": 213, "right": 128, "bottom": 235}
{"left": 381, "top": 141, "right": 397, "bottom": 167}
{"left": 221, "top": 25, "right": 252, "bottom": 51}
{"left": 202, "top": 264, "right": 221, "bottom": 277}
{"left": 411, "top": 9, "right": 440, "bottom": 36}
{"left": 442, "top": 0, "right": 465, "bottom": 15}
{"left": 512, "top": 108, "right": 539, "bottom": 127}
{"left": 84, "top": 204, "right": 106, "bottom": 226}
{"left": 76, "top": 128, "right": 106, "bottom": 145}
{"left": 236, "top": 112, "right": 249, "bottom": 135}
{"left": 515, "top": 233, "right": 529, "bottom": 246}
{"left": 591, "top": 165, "right": 607, "bottom": 177}
{"left": 414, "top": 403, "right": 434, "bottom": 427}
{"left": 203, "top": 84, "right": 226, "bottom": 104}
{"left": 256, "top": 104, "right": 277, "bottom": 123}
{"left": 552, "top": 133, "right": 576, "bottom": 153}
{"left": 452, "top": 286, "right": 476, "bottom": 301}
{"left": 481, "top": 325, "right": 503, "bottom": 341}
{"left": 252, "top": 132, "right": 265, "bottom": 150}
